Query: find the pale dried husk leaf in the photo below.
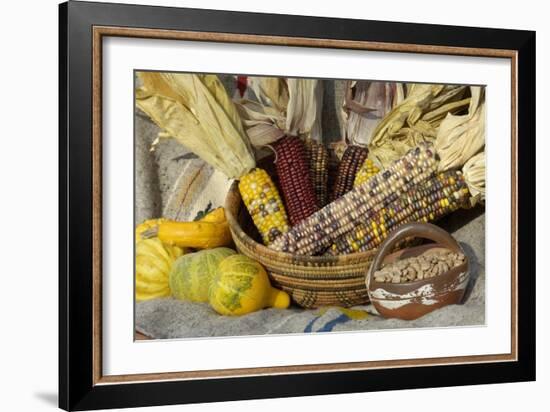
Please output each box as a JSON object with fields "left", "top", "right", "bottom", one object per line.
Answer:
{"left": 341, "top": 81, "right": 396, "bottom": 146}
{"left": 435, "top": 87, "right": 485, "bottom": 172}
{"left": 462, "top": 151, "right": 485, "bottom": 207}
{"left": 286, "top": 78, "right": 324, "bottom": 141}
{"left": 248, "top": 77, "right": 289, "bottom": 112}
{"left": 237, "top": 77, "right": 323, "bottom": 145}
{"left": 367, "top": 84, "right": 471, "bottom": 169}
{"left": 244, "top": 123, "right": 286, "bottom": 148}
{"left": 394, "top": 83, "right": 406, "bottom": 106}
{"left": 136, "top": 72, "right": 255, "bottom": 179}
{"left": 235, "top": 98, "right": 286, "bottom": 147}
{"left": 370, "top": 84, "right": 445, "bottom": 148}
{"left": 426, "top": 85, "right": 468, "bottom": 111}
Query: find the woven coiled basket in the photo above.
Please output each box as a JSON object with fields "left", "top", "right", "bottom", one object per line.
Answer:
{"left": 225, "top": 181, "right": 376, "bottom": 308}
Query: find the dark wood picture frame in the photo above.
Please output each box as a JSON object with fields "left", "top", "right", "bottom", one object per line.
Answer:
{"left": 59, "top": 1, "right": 536, "bottom": 410}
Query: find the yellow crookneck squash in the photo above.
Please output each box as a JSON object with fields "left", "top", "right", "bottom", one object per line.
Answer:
{"left": 154, "top": 208, "right": 232, "bottom": 249}
{"left": 136, "top": 207, "right": 232, "bottom": 249}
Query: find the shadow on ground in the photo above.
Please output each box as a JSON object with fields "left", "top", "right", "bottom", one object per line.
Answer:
{"left": 460, "top": 241, "right": 481, "bottom": 303}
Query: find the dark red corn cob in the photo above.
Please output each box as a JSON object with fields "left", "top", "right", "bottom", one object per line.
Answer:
{"left": 330, "top": 145, "right": 369, "bottom": 201}
{"left": 304, "top": 140, "right": 329, "bottom": 208}
{"left": 274, "top": 136, "right": 319, "bottom": 226}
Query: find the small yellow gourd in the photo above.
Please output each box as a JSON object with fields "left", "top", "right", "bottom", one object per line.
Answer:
{"left": 135, "top": 238, "right": 183, "bottom": 301}
{"left": 209, "top": 255, "right": 290, "bottom": 316}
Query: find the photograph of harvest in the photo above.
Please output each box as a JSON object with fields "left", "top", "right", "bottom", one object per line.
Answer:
{"left": 134, "top": 72, "right": 485, "bottom": 339}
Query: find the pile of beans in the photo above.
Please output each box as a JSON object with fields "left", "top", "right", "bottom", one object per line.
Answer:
{"left": 373, "top": 250, "right": 466, "bottom": 283}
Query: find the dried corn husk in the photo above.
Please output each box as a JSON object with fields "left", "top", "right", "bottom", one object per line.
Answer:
{"left": 462, "top": 151, "right": 485, "bottom": 207}
{"left": 341, "top": 81, "right": 396, "bottom": 147}
{"left": 237, "top": 78, "right": 323, "bottom": 146}
{"left": 248, "top": 77, "right": 289, "bottom": 112}
{"left": 236, "top": 98, "right": 287, "bottom": 147}
{"left": 394, "top": 83, "right": 407, "bottom": 106}
{"left": 236, "top": 77, "right": 288, "bottom": 147}
{"left": 435, "top": 87, "right": 485, "bottom": 171}
{"left": 367, "top": 84, "right": 470, "bottom": 169}
{"left": 136, "top": 72, "right": 255, "bottom": 179}
{"left": 286, "top": 78, "right": 324, "bottom": 141}
{"left": 369, "top": 84, "right": 445, "bottom": 147}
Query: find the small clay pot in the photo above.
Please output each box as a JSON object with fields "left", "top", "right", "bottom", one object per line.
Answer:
{"left": 366, "top": 222, "right": 470, "bottom": 321}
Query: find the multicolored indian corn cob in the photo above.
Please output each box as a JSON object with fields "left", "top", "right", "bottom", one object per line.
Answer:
{"left": 353, "top": 158, "right": 380, "bottom": 188}
{"left": 329, "top": 170, "right": 470, "bottom": 254}
{"left": 274, "top": 136, "right": 319, "bottom": 226}
{"left": 304, "top": 140, "right": 329, "bottom": 207}
{"left": 238, "top": 168, "right": 290, "bottom": 245}
{"left": 270, "top": 143, "right": 438, "bottom": 255}
{"left": 330, "top": 145, "right": 369, "bottom": 201}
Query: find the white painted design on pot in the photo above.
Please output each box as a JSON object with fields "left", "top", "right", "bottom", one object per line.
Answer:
{"left": 371, "top": 271, "right": 468, "bottom": 311}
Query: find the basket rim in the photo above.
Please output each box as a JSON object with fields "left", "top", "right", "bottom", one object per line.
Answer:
{"left": 225, "top": 180, "right": 377, "bottom": 265}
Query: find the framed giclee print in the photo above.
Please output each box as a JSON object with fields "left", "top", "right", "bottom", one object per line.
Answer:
{"left": 59, "top": 1, "right": 536, "bottom": 410}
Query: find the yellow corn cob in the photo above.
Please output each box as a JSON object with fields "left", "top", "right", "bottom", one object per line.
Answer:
{"left": 238, "top": 168, "right": 290, "bottom": 245}
{"left": 353, "top": 158, "right": 380, "bottom": 188}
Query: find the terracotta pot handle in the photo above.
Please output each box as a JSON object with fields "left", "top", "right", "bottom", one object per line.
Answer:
{"left": 368, "top": 222, "right": 462, "bottom": 284}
